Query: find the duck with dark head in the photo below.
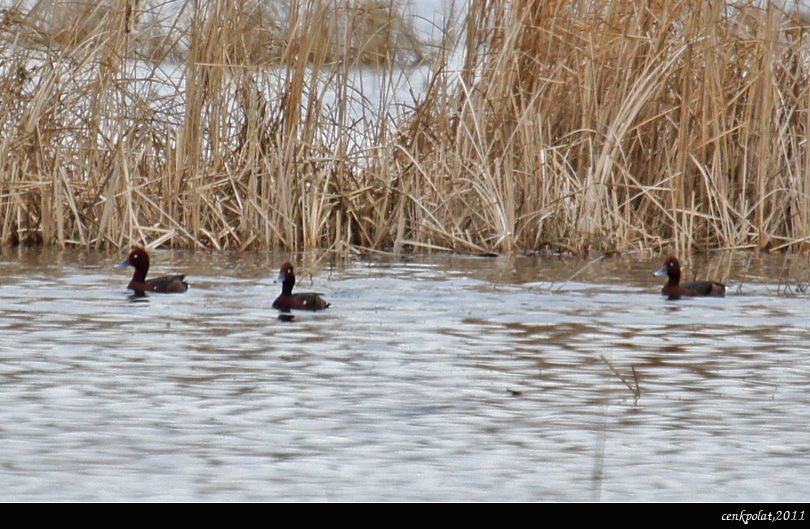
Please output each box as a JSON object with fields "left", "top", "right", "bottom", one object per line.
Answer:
{"left": 273, "top": 261, "right": 330, "bottom": 312}
{"left": 115, "top": 247, "right": 189, "bottom": 297}
{"left": 654, "top": 256, "right": 725, "bottom": 300}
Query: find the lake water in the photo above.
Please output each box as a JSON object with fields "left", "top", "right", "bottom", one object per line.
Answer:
{"left": 0, "top": 247, "right": 808, "bottom": 501}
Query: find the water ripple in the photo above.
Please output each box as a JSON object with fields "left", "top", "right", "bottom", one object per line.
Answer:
{"left": 0, "top": 249, "right": 808, "bottom": 500}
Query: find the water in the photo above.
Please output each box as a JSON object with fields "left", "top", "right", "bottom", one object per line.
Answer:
{"left": 0, "top": 247, "right": 808, "bottom": 501}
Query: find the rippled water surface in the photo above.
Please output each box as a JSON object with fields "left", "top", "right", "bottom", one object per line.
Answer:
{"left": 1, "top": 247, "right": 809, "bottom": 501}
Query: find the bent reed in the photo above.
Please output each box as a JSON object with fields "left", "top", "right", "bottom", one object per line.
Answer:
{"left": 2, "top": 0, "right": 810, "bottom": 256}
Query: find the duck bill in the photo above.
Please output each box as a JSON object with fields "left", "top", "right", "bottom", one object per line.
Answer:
{"left": 277, "top": 271, "right": 285, "bottom": 283}
{"left": 114, "top": 258, "right": 130, "bottom": 270}
{"left": 653, "top": 266, "right": 667, "bottom": 277}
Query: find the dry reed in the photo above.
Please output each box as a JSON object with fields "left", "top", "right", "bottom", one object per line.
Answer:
{"left": 1, "top": 0, "right": 810, "bottom": 256}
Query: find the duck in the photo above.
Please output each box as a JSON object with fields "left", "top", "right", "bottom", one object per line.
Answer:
{"left": 654, "top": 256, "right": 725, "bottom": 300}
{"left": 115, "top": 247, "right": 188, "bottom": 296}
{"left": 273, "top": 261, "right": 329, "bottom": 311}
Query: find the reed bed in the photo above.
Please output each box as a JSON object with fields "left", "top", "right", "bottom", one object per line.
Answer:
{"left": 1, "top": 0, "right": 810, "bottom": 255}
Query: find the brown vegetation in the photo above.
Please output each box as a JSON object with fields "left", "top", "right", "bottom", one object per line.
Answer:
{"left": 1, "top": 1, "right": 810, "bottom": 256}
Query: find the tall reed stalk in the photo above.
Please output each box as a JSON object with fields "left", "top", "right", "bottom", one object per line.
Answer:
{"left": 1, "top": 0, "right": 809, "bottom": 255}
